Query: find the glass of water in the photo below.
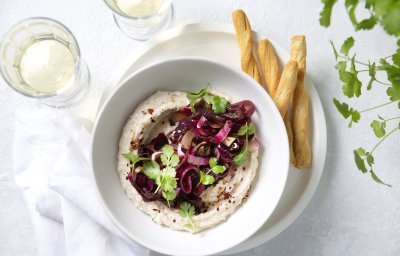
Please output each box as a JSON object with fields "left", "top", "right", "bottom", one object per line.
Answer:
{"left": 103, "top": 0, "right": 173, "bottom": 40}
{"left": 0, "top": 17, "right": 90, "bottom": 108}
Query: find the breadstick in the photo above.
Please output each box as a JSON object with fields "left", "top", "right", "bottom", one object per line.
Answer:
{"left": 291, "top": 35, "right": 312, "bottom": 168}
{"left": 258, "top": 39, "right": 280, "bottom": 97}
{"left": 284, "top": 113, "right": 296, "bottom": 164}
{"left": 232, "top": 9, "right": 263, "bottom": 85}
{"left": 273, "top": 60, "right": 298, "bottom": 117}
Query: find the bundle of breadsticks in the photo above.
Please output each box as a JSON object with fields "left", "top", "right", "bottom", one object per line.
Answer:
{"left": 232, "top": 9, "right": 312, "bottom": 168}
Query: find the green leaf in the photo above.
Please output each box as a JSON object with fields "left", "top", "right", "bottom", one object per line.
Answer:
{"left": 387, "top": 84, "right": 400, "bottom": 101}
{"left": 142, "top": 161, "right": 161, "bottom": 180}
{"left": 370, "top": 120, "right": 386, "bottom": 138}
{"left": 238, "top": 124, "right": 255, "bottom": 136}
{"left": 161, "top": 175, "right": 177, "bottom": 192}
{"left": 170, "top": 154, "right": 180, "bottom": 167}
{"left": 212, "top": 165, "right": 226, "bottom": 174}
{"left": 199, "top": 171, "right": 215, "bottom": 185}
{"left": 162, "top": 145, "right": 174, "bottom": 158}
{"left": 320, "top": 0, "right": 338, "bottom": 27}
{"left": 380, "top": 59, "right": 400, "bottom": 86}
{"left": 233, "top": 148, "right": 248, "bottom": 166}
{"left": 179, "top": 202, "right": 196, "bottom": 218}
{"left": 122, "top": 152, "right": 150, "bottom": 166}
{"left": 356, "top": 16, "right": 377, "bottom": 30}
{"left": 393, "top": 51, "right": 400, "bottom": 67}
{"left": 330, "top": 41, "right": 339, "bottom": 60}
{"left": 339, "top": 70, "right": 353, "bottom": 83}
{"left": 398, "top": 101, "right": 400, "bottom": 109}
{"left": 354, "top": 150, "right": 368, "bottom": 173}
{"left": 370, "top": 170, "right": 392, "bottom": 187}
{"left": 340, "top": 37, "right": 355, "bottom": 56}
{"left": 366, "top": 154, "right": 374, "bottom": 167}
{"left": 209, "top": 157, "right": 217, "bottom": 168}
{"left": 332, "top": 98, "right": 361, "bottom": 127}
{"left": 380, "top": 7, "right": 400, "bottom": 37}
{"left": 162, "top": 166, "right": 176, "bottom": 179}
{"left": 211, "top": 96, "right": 227, "bottom": 114}
{"left": 335, "top": 61, "right": 347, "bottom": 71}
{"left": 162, "top": 190, "right": 176, "bottom": 201}
{"left": 187, "top": 85, "right": 208, "bottom": 112}
{"left": 356, "top": 147, "right": 366, "bottom": 157}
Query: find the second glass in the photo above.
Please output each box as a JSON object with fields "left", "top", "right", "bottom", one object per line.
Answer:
{"left": 103, "top": 0, "right": 173, "bottom": 40}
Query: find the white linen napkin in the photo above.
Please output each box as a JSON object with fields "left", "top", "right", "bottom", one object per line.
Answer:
{"left": 13, "top": 101, "right": 150, "bottom": 256}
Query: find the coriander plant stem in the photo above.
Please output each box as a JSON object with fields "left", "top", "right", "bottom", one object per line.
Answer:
{"left": 374, "top": 78, "right": 391, "bottom": 86}
{"left": 359, "top": 101, "right": 398, "bottom": 113}
{"left": 385, "top": 116, "right": 400, "bottom": 122}
{"left": 370, "top": 127, "right": 400, "bottom": 154}
{"left": 339, "top": 55, "right": 369, "bottom": 66}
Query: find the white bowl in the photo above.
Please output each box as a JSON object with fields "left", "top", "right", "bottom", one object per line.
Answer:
{"left": 91, "top": 57, "right": 289, "bottom": 256}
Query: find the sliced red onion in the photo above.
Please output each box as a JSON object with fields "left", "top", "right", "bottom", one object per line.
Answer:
{"left": 214, "top": 120, "right": 233, "bottom": 143}
{"left": 187, "top": 153, "right": 210, "bottom": 166}
{"left": 197, "top": 115, "right": 207, "bottom": 128}
{"left": 193, "top": 128, "right": 214, "bottom": 136}
{"left": 177, "top": 144, "right": 185, "bottom": 157}
{"left": 151, "top": 151, "right": 163, "bottom": 161}
{"left": 248, "top": 137, "right": 260, "bottom": 152}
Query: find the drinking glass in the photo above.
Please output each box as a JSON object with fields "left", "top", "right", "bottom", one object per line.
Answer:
{"left": 103, "top": 0, "right": 173, "bottom": 40}
{"left": 0, "top": 17, "right": 90, "bottom": 108}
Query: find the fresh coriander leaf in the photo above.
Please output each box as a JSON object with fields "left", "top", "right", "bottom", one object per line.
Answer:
{"left": 203, "top": 92, "right": 213, "bottom": 104}
{"left": 365, "top": 0, "right": 374, "bottom": 9}
{"left": 237, "top": 125, "right": 248, "bottom": 136}
{"left": 340, "top": 37, "right": 355, "bottom": 56}
{"left": 179, "top": 202, "right": 196, "bottom": 218}
{"left": 340, "top": 69, "right": 361, "bottom": 98}
{"left": 330, "top": 41, "right": 339, "bottom": 60}
{"left": 393, "top": 51, "right": 400, "bottom": 67}
{"left": 339, "top": 70, "right": 353, "bottom": 83}
{"left": 398, "top": 101, "right": 400, "bottom": 109}
{"left": 354, "top": 149, "right": 368, "bottom": 173}
{"left": 380, "top": 7, "right": 400, "bottom": 37}
{"left": 234, "top": 148, "right": 248, "bottom": 166}
{"left": 333, "top": 98, "right": 351, "bottom": 118}
{"left": 212, "top": 165, "right": 226, "bottom": 174}
{"left": 209, "top": 157, "right": 217, "bottom": 168}
{"left": 332, "top": 98, "right": 360, "bottom": 127}
{"left": 356, "top": 16, "right": 377, "bottom": 30}
{"left": 237, "top": 124, "right": 255, "bottom": 136}
{"left": 122, "top": 152, "right": 150, "bottom": 166}
{"left": 200, "top": 171, "right": 215, "bottom": 185}
{"left": 387, "top": 84, "right": 400, "bottom": 101}
{"left": 356, "top": 147, "right": 366, "bottom": 157}
{"left": 142, "top": 161, "right": 161, "bottom": 180}
{"left": 380, "top": 59, "right": 400, "bottom": 86}
{"left": 162, "top": 190, "right": 176, "bottom": 201}
{"left": 319, "top": 0, "right": 338, "bottom": 27}
{"left": 211, "top": 96, "right": 227, "bottom": 114}
{"left": 162, "top": 166, "right": 176, "bottom": 179}
{"left": 187, "top": 85, "right": 208, "bottom": 112}
{"left": 370, "top": 120, "right": 386, "bottom": 138}
{"left": 370, "top": 170, "right": 392, "bottom": 187}
{"left": 162, "top": 145, "right": 174, "bottom": 158}
{"left": 247, "top": 124, "right": 255, "bottom": 135}
{"left": 335, "top": 61, "right": 347, "bottom": 71}
{"left": 366, "top": 154, "right": 374, "bottom": 167}
{"left": 170, "top": 154, "right": 179, "bottom": 168}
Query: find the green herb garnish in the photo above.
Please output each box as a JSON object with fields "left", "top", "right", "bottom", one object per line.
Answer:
{"left": 209, "top": 157, "right": 227, "bottom": 174}
{"left": 142, "top": 145, "right": 180, "bottom": 206}
{"left": 234, "top": 124, "right": 255, "bottom": 166}
{"left": 122, "top": 152, "right": 150, "bottom": 173}
{"left": 187, "top": 84, "right": 227, "bottom": 114}
{"left": 179, "top": 202, "right": 197, "bottom": 232}
{"left": 199, "top": 171, "right": 215, "bottom": 185}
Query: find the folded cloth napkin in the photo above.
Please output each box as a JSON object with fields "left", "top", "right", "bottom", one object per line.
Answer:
{"left": 13, "top": 102, "right": 150, "bottom": 256}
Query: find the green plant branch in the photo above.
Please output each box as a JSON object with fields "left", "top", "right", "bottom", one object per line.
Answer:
{"left": 384, "top": 116, "right": 400, "bottom": 122}
{"left": 359, "top": 101, "right": 398, "bottom": 113}
{"left": 370, "top": 127, "right": 400, "bottom": 154}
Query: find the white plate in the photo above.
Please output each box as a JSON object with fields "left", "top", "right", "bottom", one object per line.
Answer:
{"left": 93, "top": 57, "right": 289, "bottom": 256}
{"left": 102, "top": 23, "right": 327, "bottom": 254}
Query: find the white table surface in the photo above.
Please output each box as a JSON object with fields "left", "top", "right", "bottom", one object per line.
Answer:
{"left": 1, "top": 0, "right": 399, "bottom": 255}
